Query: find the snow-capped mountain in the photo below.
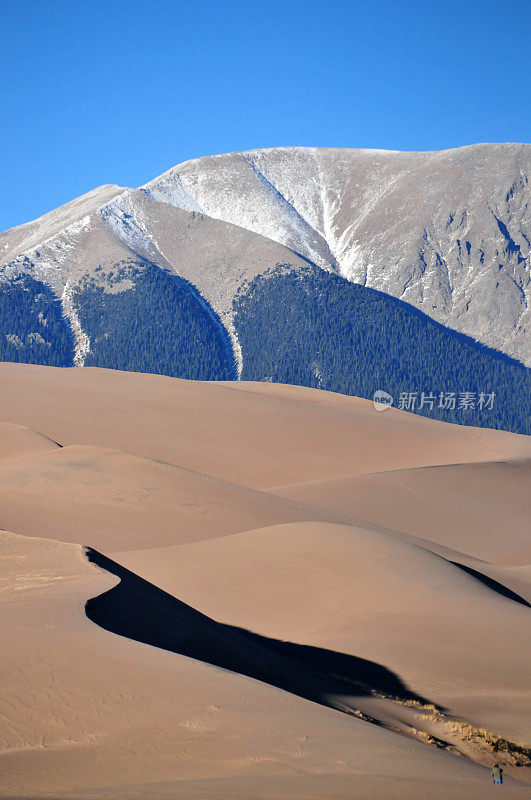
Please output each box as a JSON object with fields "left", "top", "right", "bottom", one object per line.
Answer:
{"left": 0, "top": 144, "right": 529, "bottom": 434}
{"left": 0, "top": 183, "right": 310, "bottom": 369}
{"left": 144, "top": 144, "right": 530, "bottom": 364}
{"left": 2, "top": 143, "right": 529, "bottom": 365}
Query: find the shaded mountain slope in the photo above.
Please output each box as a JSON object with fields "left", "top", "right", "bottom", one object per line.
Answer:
{"left": 74, "top": 260, "right": 236, "bottom": 379}
{"left": 0, "top": 273, "right": 74, "bottom": 366}
{"left": 0, "top": 145, "right": 529, "bottom": 435}
{"left": 145, "top": 143, "right": 531, "bottom": 362}
{"left": 233, "top": 266, "right": 530, "bottom": 433}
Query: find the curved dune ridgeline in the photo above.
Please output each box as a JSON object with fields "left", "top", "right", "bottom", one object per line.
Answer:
{"left": 85, "top": 548, "right": 429, "bottom": 708}
{"left": 85, "top": 548, "right": 531, "bottom": 770}
{"left": 1, "top": 365, "right": 530, "bottom": 799}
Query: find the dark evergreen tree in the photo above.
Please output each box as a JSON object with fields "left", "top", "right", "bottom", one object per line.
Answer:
{"left": 233, "top": 266, "right": 530, "bottom": 435}
{"left": 0, "top": 275, "right": 74, "bottom": 366}
{"left": 74, "top": 261, "right": 236, "bottom": 380}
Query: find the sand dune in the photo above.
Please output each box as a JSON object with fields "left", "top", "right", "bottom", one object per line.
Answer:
{"left": 0, "top": 420, "right": 60, "bottom": 463}
{"left": 271, "top": 460, "right": 531, "bottom": 565}
{"left": 0, "top": 363, "right": 529, "bottom": 798}
{"left": 4, "top": 531, "right": 523, "bottom": 800}
{"left": 32, "top": 772, "right": 531, "bottom": 800}
{"left": 0, "top": 444, "right": 341, "bottom": 551}
{"left": 1, "top": 364, "right": 529, "bottom": 489}
{"left": 117, "top": 522, "right": 531, "bottom": 743}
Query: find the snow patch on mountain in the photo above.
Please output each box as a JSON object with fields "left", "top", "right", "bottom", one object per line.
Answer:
{"left": 145, "top": 150, "right": 338, "bottom": 271}
{"left": 141, "top": 173, "right": 203, "bottom": 214}
{"left": 1, "top": 145, "right": 530, "bottom": 365}
{"left": 61, "top": 281, "right": 90, "bottom": 366}
{"left": 2, "top": 213, "right": 93, "bottom": 289}
{"left": 100, "top": 192, "right": 163, "bottom": 264}
{"left": 144, "top": 144, "right": 530, "bottom": 364}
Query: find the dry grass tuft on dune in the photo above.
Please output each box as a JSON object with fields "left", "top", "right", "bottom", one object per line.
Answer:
{"left": 0, "top": 364, "right": 530, "bottom": 799}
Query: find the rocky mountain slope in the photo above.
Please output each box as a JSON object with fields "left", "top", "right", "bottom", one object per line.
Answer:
{"left": 0, "top": 144, "right": 529, "bottom": 432}
{"left": 144, "top": 143, "right": 530, "bottom": 362}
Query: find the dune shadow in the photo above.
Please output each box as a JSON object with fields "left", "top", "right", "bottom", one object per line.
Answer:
{"left": 449, "top": 561, "right": 530, "bottom": 609}
{"left": 85, "top": 549, "right": 431, "bottom": 716}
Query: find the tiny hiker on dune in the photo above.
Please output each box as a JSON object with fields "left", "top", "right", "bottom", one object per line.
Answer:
{"left": 491, "top": 763, "right": 503, "bottom": 784}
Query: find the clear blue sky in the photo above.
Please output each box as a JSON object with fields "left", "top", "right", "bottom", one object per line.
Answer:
{"left": 1, "top": 0, "right": 529, "bottom": 232}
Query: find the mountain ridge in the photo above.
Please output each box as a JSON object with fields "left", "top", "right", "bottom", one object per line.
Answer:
{"left": 0, "top": 144, "right": 529, "bottom": 434}
{"left": 2, "top": 143, "right": 529, "bottom": 363}
{"left": 143, "top": 143, "right": 530, "bottom": 362}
